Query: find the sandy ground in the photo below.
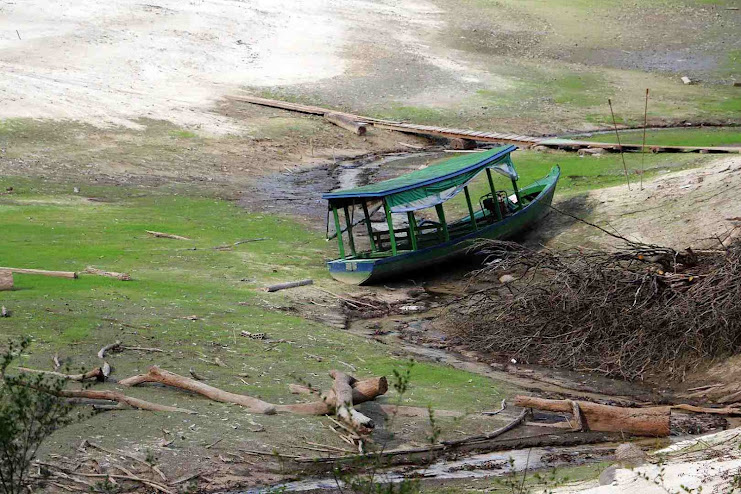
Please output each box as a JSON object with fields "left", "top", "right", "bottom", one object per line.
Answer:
{"left": 545, "top": 155, "right": 741, "bottom": 251}
{"left": 552, "top": 429, "right": 741, "bottom": 493}
{"left": 0, "top": 0, "right": 455, "bottom": 132}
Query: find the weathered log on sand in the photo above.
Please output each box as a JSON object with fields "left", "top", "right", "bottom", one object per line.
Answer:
{"left": 55, "top": 389, "right": 195, "bottom": 414}
{"left": 277, "top": 375, "right": 388, "bottom": 417}
{"left": 145, "top": 230, "right": 190, "bottom": 240}
{"left": 324, "top": 113, "right": 367, "bottom": 136}
{"left": 264, "top": 279, "right": 313, "bottom": 292}
{"left": 0, "top": 267, "right": 77, "bottom": 279}
{"left": 0, "top": 270, "right": 12, "bottom": 291}
{"left": 16, "top": 366, "right": 106, "bottom": 382}
{"left": 514, "top": 395, "right": 670, "bottom": 437}
{"left": 84, "top": 267, "right": 132, "bottom": 281}
{"left": 119, "top": 366, "right": 276, "bottom": 414}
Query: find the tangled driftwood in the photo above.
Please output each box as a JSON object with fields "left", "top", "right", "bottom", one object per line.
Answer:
{"left": 448, "top": 239, "right": 741, "bottom": 380}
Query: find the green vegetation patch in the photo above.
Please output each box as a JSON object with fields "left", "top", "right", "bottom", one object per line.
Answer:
{"left": 579, "top": 127, "right": 741, "bottom": 147}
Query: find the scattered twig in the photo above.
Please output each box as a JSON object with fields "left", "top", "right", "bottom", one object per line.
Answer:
{"left": 482, "top": 399, "right": 507, "bottom": 416}
{"left": 608, "top": 98, "right": 631, "bottom": 190}
{"left": 145, "top": 230, "right": 190, "bottom": 240}
{"left": 83, "top": 267, "right": 132, "bottom": 281}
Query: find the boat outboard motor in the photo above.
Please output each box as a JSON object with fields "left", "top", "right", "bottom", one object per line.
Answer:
{"left": 483, "top": 193, "right": 509, "bottom": 219}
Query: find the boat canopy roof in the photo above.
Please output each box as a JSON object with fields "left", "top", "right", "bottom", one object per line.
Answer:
{"left": 323, "top": 145, "right": 518, "bottom": 213}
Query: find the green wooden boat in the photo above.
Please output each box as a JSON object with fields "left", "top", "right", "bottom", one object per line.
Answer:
{"left": 322, "top": 145, "right": 560, "bottom": 284}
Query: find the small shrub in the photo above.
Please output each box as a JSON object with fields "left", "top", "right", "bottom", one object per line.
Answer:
{"left": 0, "top": 338, "right": 77, "bottom": 494}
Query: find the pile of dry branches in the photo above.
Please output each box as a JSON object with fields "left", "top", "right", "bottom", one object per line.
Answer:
{"left": 447, "top": 238, "right": 741, "bottom": 381}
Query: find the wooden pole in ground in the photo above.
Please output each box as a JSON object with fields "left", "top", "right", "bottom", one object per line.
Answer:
{"left": 640, "top": 89, "right": 649, "bottom": 190}
{"left": 608, "top": 98, "right": 632, "bottom": 190}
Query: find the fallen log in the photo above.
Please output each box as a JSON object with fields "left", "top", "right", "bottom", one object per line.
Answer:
{"left": 277, "top": 375, "right": 388, "bottom": 416}
{"left": 0, "top": 267, "right": 77, "bottom": 279}
{"left": 264, "top": 279, "right": 313, "bottom": 292}
{"left": 145, "top": 230, "right": 190, "bottom": 240}
{"left": 514, "top": 395, "right": 670, "bottom": 437}
{"left": 83, "top": 267, "right": 132, "bottom": 281}
{"left": 0, "top": 270, "right": 12, "bottom": 291}
{"left": 324, "top": 113, "right": 367, "bottom": 136}
{"left": 331, "top": 370, "right": 375, "bottom": 429}
{"left": 119, "top": 366, "right": 276, "bottom": 414}
{"left": 54, "top": 389, "right": 195, "bottom": 414}
{"left": 16, "top": 366, "right": 106, "bottom": 382}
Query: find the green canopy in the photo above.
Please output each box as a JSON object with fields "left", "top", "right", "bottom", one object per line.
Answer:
{"left": 323, "top": 145, "right": 517, "bottom": 212}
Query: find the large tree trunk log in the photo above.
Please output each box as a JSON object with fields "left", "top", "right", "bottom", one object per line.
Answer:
{"left": 0, "top": 270, "right": 12, "bottom": 291}
{"left": 119, "top": 366, "right": 276, "bottom": 414}
{"left": 0, "top": 267, "right": 77, "bottom": 279}
{"left": 324, "top": 113, "right": 367, "bottom": 136}
{"left": 55, "top": 389, "right": 195, "bottom": 414}
{"left": 330, "top": 369, "right": 374, "bottom": 429}
{"left": 514, "top": 395, "right": 670, "bottom": 437}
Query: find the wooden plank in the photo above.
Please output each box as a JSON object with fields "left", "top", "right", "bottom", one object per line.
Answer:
{"left": 0, "top": 267, "right": 77, "bottom": 279}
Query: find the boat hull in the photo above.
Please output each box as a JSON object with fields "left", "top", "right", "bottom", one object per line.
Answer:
{"left": 327, "top": 166, "right": 560, "bottom": 285}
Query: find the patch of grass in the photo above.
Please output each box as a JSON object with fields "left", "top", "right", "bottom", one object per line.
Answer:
{"left": 579, "top": 127, "right": 741, "bottom": 147}
{"left": 169, "top": 129, "right": 197, "bottom": 139}
{"left": 374, "top": 105, "right": 454, "bottom": 126}
{"left": 552, "top": 73, "right": 607, "bottom": 107}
